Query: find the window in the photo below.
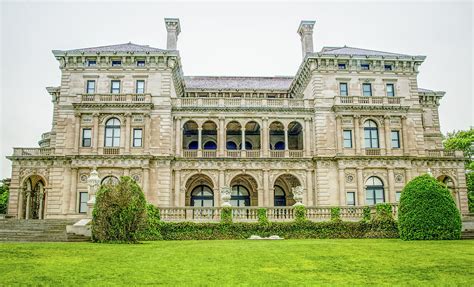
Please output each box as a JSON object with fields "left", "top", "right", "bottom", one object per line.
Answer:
{"left": 365, "top": 176, "right": 385, "bottom": 205}
{"left": 87, "top": 60, "right": 96, "bottom": 67}
{"left": 203, "top": 141, "right": 217, "bottom": 150}
{"left": 137, "top": 60, "right": 145, "bottom": 67}
{"left": 364, "top": 120, "right": 379, "bottom": 148}
{"left": 136, "top": 80, "right": 145, "bottom": 94}
{"left": 111, "top": 60, "right": 121, "bottom": 66}
{"left": 396, "top": 191, "right": 402, "bottom": 202}
{"left": 339, "top": 83, "right": 348, "bottom": 96}
{"left": 274, "top": 186, "right": 286, "bottom": 206}
{"left": 384, "top": 64, "right": 393, "bottom": 71}
{"left": 361, "top": 63, "right": 370, "bottom": 70}
{"left": 391, "top": 130, "right": 400, "bottom": 148}
{"left": 86, "top": 80, "right": 96, "bottom": 94}
{"left": 386, "top": 83, "right": 395, "bottom": 97}
{"left": 338, "top": 63, "right": 346, "bottom": 70}
{"left": 343, "top": 130, "right": 353, "bottom": 148}
{"left": 133, "top": 128, "right": 143, "bottom": 147}
{"left": 104, "top": 118, "right": 121, "bottom": 147}
{"left": 191, "top": 185, "right": 214, "bottom": 207}
{"left": 231, "top": 185, "right": 250, "bottom": 207}
{"left": 362, "top": 83, "right": 372, "bottom": 96}
{"left": 110, "top": 80, "right": 121, "bottom": 94}
{"left": 346, "top": 192, "right": 355, "bottom": 206}
{"left": 82, "top": 128, "right": 92, "bottom": 147}
{"left": 79, "top": 192, "right": 88, "bottom": 213}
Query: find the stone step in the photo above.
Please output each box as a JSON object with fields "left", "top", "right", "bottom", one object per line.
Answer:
{"left": 0, "top": 219, "right": 78, "bottom": 242}
{"left": 461, "top": 230, "right": 474, "bottom": 240}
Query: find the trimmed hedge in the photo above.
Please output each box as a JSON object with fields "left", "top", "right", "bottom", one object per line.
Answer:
{"left": 398, "top": 174, "right": 461, "bottom": 240}
{"left": 140, "top": 220, "right": 398, "bottom": 240}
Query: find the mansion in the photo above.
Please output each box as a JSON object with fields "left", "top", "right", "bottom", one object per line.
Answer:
{"left": 7, "top": 18, "right": 469, "bottom": 219}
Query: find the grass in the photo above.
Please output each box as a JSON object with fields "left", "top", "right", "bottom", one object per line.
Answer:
{"left": 1, "top": 239, "right": 473, "bottom": 286}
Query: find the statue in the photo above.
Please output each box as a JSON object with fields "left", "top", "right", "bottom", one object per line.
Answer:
{"left": 86, "top": 168, "right": 101, "bottom": 217}
{"left": 292, "top": 186, "right": 304, "bottom": 206}
{"left": 220, "top": 186, "right": 232, "bottom": 207}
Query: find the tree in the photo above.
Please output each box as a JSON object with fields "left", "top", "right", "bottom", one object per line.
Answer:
{"left": 92, "top": 176, "right": 147, "bottom": 243}
{"left": 0, "top": 179, "right": 10, "bottom": 214}
{"left": 398, "top": 174, "right": 461, "bottom": 240}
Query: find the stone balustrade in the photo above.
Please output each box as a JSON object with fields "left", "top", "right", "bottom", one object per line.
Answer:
{"left": 334, "top": 96, "right": 404, "bottom": 106}
{"left": 184, "top": 149, "right": 302, "bottom": 158}
{"left": 12, "top": 148, "right": 54, "bottom": 156}
{"left": 172, "top": 97, "right": 314, "bottom": 109}
{"left": 80, "top": 93, "right": 152, "bottom": 103}
{"left": 426, "top": 149, "right": 463, "bottom": 158}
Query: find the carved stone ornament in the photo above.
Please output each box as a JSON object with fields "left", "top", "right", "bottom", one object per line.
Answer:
{"left": 395, "top": 174, "right": 404, "bottom": 183}
{"left": 292, "top": 186, "right": 304, "bottom": 206}
{"left": 80, "top": 174, "right": 88, "bottom": 183}
{"left": 132, "top": 174, "right": 140, "bottom": 182}
{"left": 86, "top": 169, "right": 101, "bottom": 217}
{"left": 345, "top": 174, "right": 354, "bottom": 183}
{"left": 220, "top": 186, "right": 232, "bottom": 207}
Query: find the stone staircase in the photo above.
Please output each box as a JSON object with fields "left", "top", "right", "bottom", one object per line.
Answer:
{"left": 461, "top": 213, "right": 474, "bottom": 240}
{"left": 0, "top": 219, "right": 90, "bottom": 242}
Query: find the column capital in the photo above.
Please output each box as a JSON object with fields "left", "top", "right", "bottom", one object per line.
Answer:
{"left": 74, "top": 112, "right": 81, "bottom": 118}
{"left": 401, "top": 115, "right": 407, "bottom": 120}
{"left": 124, "top": 112, "right": 132, "bottom": 118}
{"left": 336, "top": 114, "right": 343, "bottom": 120}
{"left": 384, "top": 115, "right": 391, "bottom": 120}
{"left": 92, "top": 112, "right": 100, "bottom": 118}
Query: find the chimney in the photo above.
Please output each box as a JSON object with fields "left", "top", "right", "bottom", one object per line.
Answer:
{"left": 165, "top": 18, "right": 181, "bottom": 50}
{"left": 297, "top": 20, "right": 316, "bottom": 58}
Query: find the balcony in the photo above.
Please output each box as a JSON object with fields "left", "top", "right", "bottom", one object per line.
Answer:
{"left": 172, "top": 97, "right": 314, "bottom": 109}
{"left": 12, "top": 148, "right": 54, "bottom": 156}
{"left": 79, "top": 93, "right": 152, "bottom": 103}
{"left": 334, "top": 96, "right": 404, "bottom": 106}
{"left": 182, "top": 149, "right": 303, "bottom": 158}
{"left": 365, "top": 148, "right": 381, "bottom": 156}
{"left": 103, "top": 147, "right": 120, "bottom": 155}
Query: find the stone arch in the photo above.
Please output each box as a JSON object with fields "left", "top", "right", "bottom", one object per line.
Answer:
{"left": 436, "top": 175, "right": 459, "bottom": 207}
{"left": 273, "top": 173, "right": 302, "bottom": 206}
{"left": 365, "top": 176, "right": 385, "bottom": 205}
{"left": 244, "top": 121, "right": 261, "bottom": 150}
{"left": 20, "top": 174, "right": 48, "bottom": 219}
{"left": 288, "top": 121, "right": 303, "bottom": 150}
{"left": 184, "top": 173, "right": 215, "bottom": 206}
{"left": 183, "top": 120, "right": 199, "bottom": 150}
{"left": 269, "top": 121, "right": 285, "bottom": 150}
{"left": 202, "top": 120, "right": 217, "bottom": 150}
{"left": 229, "top": 174, "right": 259, "bottom": 206}
{"left": 226, "top": 121, "right": 242, "bottom": 150}
{"left": 101, "top": 114, "right": 125, "bottom": 125}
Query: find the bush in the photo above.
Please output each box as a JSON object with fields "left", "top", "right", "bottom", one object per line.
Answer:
{"left": 221, "top": 207, "right": 232, "bottom": 224}
{"left": 294, "top": 205, "right": 307, "bottom": 223}
{"left": 398, "top": 174, "right": 461, "bottom": 240}
{"left": 140, "top": 204, "right": 162, "bottom": 240}
{"left": 257, "top": 208, "right": 269, "bottom": 225}
{"left": 0, "top": 180, "right": 9, "bottom": 214}
{"left": 330, "top": 207, "right": 341, "bottom": 222}
{"left": 362, "top": 206, "right": 371, "bottom": 222}
{"left": 467, "top": 172, "right": 474, "bottom": 212}
{"left": 92, "top": 176, "right": 147, "bottom": 243}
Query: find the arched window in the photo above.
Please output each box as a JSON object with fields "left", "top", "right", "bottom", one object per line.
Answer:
{"left": 231, "top": 185, "right": 250, "bottom": 207}
{"left": 239, "top": 141, "right": 252, "bottom": 150}
{"left": 226, "top": 141, "right": 238, "bottom": 150}
{"left": 188, "top": 141, "right": 198, "bottom": 150}
{"left": 203, "top": 141, "right": 217, "bottom": 150}
{"left": 191, "top": 185, "right": 214, "bottom": 207}
{"left": 364, "top": 120, "right": 379, "bottom": 148}
{"left": 105, "top": 118, "right": 121, "bottom": 147}
{"left": 274, "top": 141, "right": 285, "bottom": 150}
{"left": 101, "top": 176, "right": 119, "bottom": 185}
{"left": 274, "top": 185, "right": 286, "bottom": 206}
{"left": 365, "top": 176, "right": 384, "bottom": 205}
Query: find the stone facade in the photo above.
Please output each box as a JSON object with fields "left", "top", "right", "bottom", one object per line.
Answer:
{"left": 7, "top": 19, "right": 469, "bottom": 219}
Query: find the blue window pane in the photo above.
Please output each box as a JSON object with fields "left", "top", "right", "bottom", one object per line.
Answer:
{"left": 203, "top": 141, "right": 217, "bottom": 150}
{"left": 188, "top": 141, "right": 198, "bottom": 150}
{"left": 226, "top": 141, "right": 237, "bottom": 150}
{"left": 274, "top": 141, "right": 285, "bottom": 150}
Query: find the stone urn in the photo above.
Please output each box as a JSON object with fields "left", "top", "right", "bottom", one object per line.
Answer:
{"left": 220, "top": 186, "right": 232, "bottom": 207}
{"left": 292, "top": 186, "right": 304, "bottom": 206}
{"left": 86, "top": 169, "right": 101, "bottom": 217}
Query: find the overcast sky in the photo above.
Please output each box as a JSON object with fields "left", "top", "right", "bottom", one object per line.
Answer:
{"left": 0, "top": 1, "right": 472, "bottom": 179}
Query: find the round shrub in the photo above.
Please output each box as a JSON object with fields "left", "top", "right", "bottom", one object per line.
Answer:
{"left": 92, "top": 176, "right": 147, "bottom": 243}
{"left": 398, "top": 174, "right": 461, "bottom": 240}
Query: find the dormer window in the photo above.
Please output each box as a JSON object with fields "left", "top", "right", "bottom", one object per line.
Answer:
{"left": 338, "top": 63, "right": 347, "bottom": 70}
{"left": 384, "top": 64, "right": 393, "bottom": 71}
{"left": 361, "top": 63, "right": 370, "bottom": 70}
{"left": 111, "top": 60, "right": 122, "bottom": 67}
{"left": 137, "top": 60, "right": 145, "bottom": 67}
{"left": 87, "top": 60, "right": 96, "bottom": 67}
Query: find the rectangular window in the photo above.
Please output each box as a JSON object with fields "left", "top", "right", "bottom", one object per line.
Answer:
{"left": 396, "top": 191, "right": 402, "bottom": 202}
{"left": 346, "top": 192, "right": 355, "bottom": 206}
{"left": 366, "top": 189, "right": 385, "bottom": 205}
{"left": 86, "top": 80, "right": 95, "bottom": 94}
{"left": 338, "top": 63, "right": 346, "bottom": 70}
{"left": 136, "top": 80, "right": 145, "bottom": 94}
{"left": 339, "top": 83, "right": 348, "bottom": 96}
{"left": 362, "top": 83, "right": 372, "bottom": 96}
{"left": 111, "top": 60, "right": 121, "bottom": 66}
{"left": 111, "top": 80, "right": 121, "bottom": 94}
{"left": 384, "top": 64, "right": 393, "bottom": 71}
{"left": 137, "top": 60, "right": 145, "bottom": 67}
{"left": 364, "top": 129, "right": 379, "bottom": 148}
{"left": 79, "top": 192, "right": 89, "bottom": 213}
{"left": 133, "top": 128, "right": 143, "bottom": 147}
{"left": 87, "top": 60, "right": 96, "bottom": 67}
{"left": 343, "top": 130, "right": 352, "bottom": 148}
{"left": 361, "top": 63, "right": 370, "bottom": 70}
{"left": 386, "top": 83, "right": 395, "bottom": 97}
{"left": 82, "top": 128, "right": 92, "bottom": 147}
{"left": 391, "top": 130, "right": 400, "bottom": 148}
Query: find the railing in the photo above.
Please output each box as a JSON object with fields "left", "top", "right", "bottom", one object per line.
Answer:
{"left": 172, "top": 97, "right": 314, "bottom": 109}
{"left": 289, "top": 150, "right": 304, "bottom": 158}
{"left": 202, "top": 150, "right": 217, "bottom": 158}
{"left": 226, "top": 150, "right": 241, "bottom": 158}
{"left": 103, "top": 147, "right": 120, "bottom": 155}
{"left": 12, "top": 148, "right": 54, "bottom": 156}
{"left": 80, "top": 93, "right": 152, "bottom": 103}
{"left": 183, "top": 150, "right": 198, "bottom": 158}
{"left": 334, "top": 96, "right": 404, "bottom": 106}
{"left": 426, "top": 149, "right": 463, "bottom": 158}
{"left": 270, "top": 150, "right": 285, "bottom": 158}
{"left": 158, "top": 205, "right": 399, "bottom": 222}
{"left": 365, "top": 148, "right": 381, "bottom": 156}
{"left": 245, "top": 150, "right": 261, "bottom": 158}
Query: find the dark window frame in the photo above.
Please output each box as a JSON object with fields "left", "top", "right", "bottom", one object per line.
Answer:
{"left": 362, "top": 83, "right": 372, "bottom": 96}
{"left": 338, "top": 63, "right": 346, "bottom": 70}
{"left": 133, "top": 128, "right": 143, "bottom": 147}
{"left": 86, "top": 80, "right": 96, "bottom": 94}
{"left": 339, "top": 82, "right": 348, "bottom": 96}
{"left": 137, "top": 60, "right": 146, "bottom": 67}
{"left": 386, "top": 83, "right": 395, "bottom": 97}
{"left": 391, "top": 130, "right": 400, "bottom": 149}
{"left": 343, "top": 130, "right": 353, "bottom": 148}
{"left": 346, "top": 192, "right": 356, "bottom": 206}
{"left": 136, "top": 80, "right": 145, "bottom": 94}
{"left": 364, "top": 121, "right": 379, "bottom": 148}
{"left": 110, "top": 80, "right": 121, "bottom": 94}
{"left": 104, "top": 118, "right": 121, "bottom": 147}
{"left": 79, "top": 192, "right": 88, "bottom": 213}
{"left": 82, "top": 128, "right": 92, "bottom": 147}
{"left": 87, "top": 60, "right": 97, "bottom": 67}
{"left": 361, "top": 63, "right": 370, "bottom": 70}
{"left": 111, "top": 60, "right": 122, "bottom": 66}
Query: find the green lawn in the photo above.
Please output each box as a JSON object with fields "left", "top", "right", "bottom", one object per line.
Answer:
{"left": 1, "top": 239, "right": 473, "bottom": 286}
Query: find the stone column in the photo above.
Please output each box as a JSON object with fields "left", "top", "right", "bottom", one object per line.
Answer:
{"left": 401, "top": 116, "right": 409, "bottom": 155}
{"left": 354, "top": 115, "right": 361, "bottom": 155}
{"left": 73, "top": 113, "right": 81, "bottom": 153}
{"left": 67, "top": 167, "right": 78, "bottom": 214}
{"left": 338, "top": 166, "right": 345, "bottom": 205}
{"left": 218, "top": 117, "right": 225, "bottom": 157}
{"left": 25, "top": 191, "right": 31, "bottom": 219}
{"left": 197, "top": 127, "right": 203, "bottom": 157}
{"left": 143, "top": 167, "right": 150, "bottom": 202}
{"left": 92, "top": 113, "right": 99, "bottom": 153}
{"left": 335, "top": 115, "right": 343, "bottom": 155}
{"left": 304, "top": 117, "right": 311, "bottom": 157}
{"left": 404, "top": 167, "right": 412, "bottom": 183}
{"left": 125, "top": 113, "right": 131, "bottom": 154}
{"left": 384, "top": 116, "right": 391, "bottom": 155}
{"left": 175, "top": 117, "right": 181, "bottom": 156}
{"left": 306, "top": 169, "right": 313, "bottom": 206}
{"left": 241, "top": 127, "right": 246, "bottom": 157}
{"left": 284, "top": 127, "right": 289, "bottom": 157}
{"left": 262, "top": 117, "right": 269, "bottom": 157}
{"left": 357, "top": 167, "right": 364, "bottom": 206}
{"left": 144, "top": 114, "right": 151, "bottom": 153}
{"left": 18, "top": 190, "right": 24, "bottom": 219}
{"left": 38, "top": 191, "right": 45, "bottom": 220}
{"left": 174, "top": 169, "right": 181, "bottom": 206}
{"left": 263, "top": 169, "right": 270, "bottom": 206}
{"left": 218, "top": 169, "right": 225, "bottom": 207}
{"left": 388, "top": 168, "right": 395, "bottom": 202}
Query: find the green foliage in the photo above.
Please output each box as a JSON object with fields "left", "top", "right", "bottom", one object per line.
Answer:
{"left": 398, "top": 174, "right": 462, "bottom": 240}
{"left": 443, "top": 128, "right": 474, "bottom": 170}
{"left": 140, "top": 204, "right": 162, "bottom": 240}
{"left": 362, "top": 206, "right": 371, "bottom": 222}
{"left": 92, "top": 176, "right": 147, "bottom": 243}
{"left": 0, "top": 179, "right": 9, "bottom": 214}
{"left": 372, "top": 204, "right": 396, "bottom": 231}
{"left": 330, "top": 207, "right": 341, "bottom": 222}
{"left": 221, "top": 207, "right": 232, "bottom": 224}
{"left": 293, "top": 205, "right": 307, "bottom": 223}
{"left": 257, "top": 208, "right": 269, "bottom": 225}
{"left": 467, "top": 172, "right": 474, "bottom": 212}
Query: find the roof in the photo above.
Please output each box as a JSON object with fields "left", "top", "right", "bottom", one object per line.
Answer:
{"left": 318, "top": 46, "right": 423, "bottom": 59}
{"left": 417, "top": 88, "right": 434, "bottom": 93}
{"left": 184, "top": 76, "right": 293, "bottom": 91}
{"left": 53, "top": 42, "right": 167, "bottom": 54}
